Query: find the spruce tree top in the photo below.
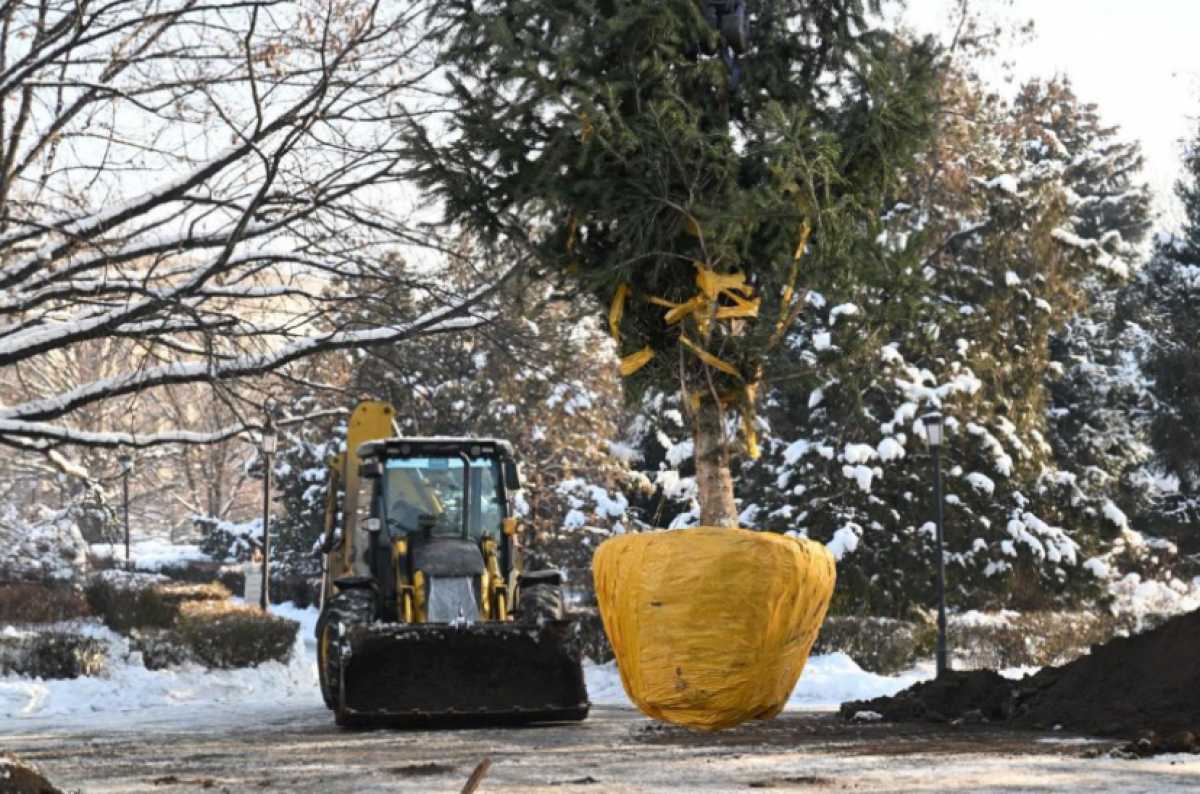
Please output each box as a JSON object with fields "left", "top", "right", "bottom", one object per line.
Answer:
{"left": 407, "top": 0, "right": 937, "bottom": 448}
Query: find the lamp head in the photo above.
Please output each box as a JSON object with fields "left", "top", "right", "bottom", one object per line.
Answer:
{"left": 920, "top": 412, "right": 945, "bottom": 447}
{"left": 261, "top": 422, "right": 278, "bottom": 455}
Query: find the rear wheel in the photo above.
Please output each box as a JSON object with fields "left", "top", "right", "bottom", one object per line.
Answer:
{"left": 517, "top": 580, "right": 565, "bottom": 623}
{"left": 316, "top": 588, "right": 375, "bottom": 711}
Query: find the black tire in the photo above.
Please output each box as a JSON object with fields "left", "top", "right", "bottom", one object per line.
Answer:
{"left": 517, "top": 581, "right": 565, "bottom": 623}
{"left": 316, "top": 588, "right": 375, "bottom": 711}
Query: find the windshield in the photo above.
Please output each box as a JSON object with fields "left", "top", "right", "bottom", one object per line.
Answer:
{"left": 382, "top": 456, "right": 504, "bottom": 539}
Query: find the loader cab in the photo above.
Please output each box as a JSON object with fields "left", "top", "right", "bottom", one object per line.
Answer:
{"left": 380, "top": 455, "right": 505, "bottom": 541}
{"left": 355, "top": 438, "right": 521, "bottom": 623}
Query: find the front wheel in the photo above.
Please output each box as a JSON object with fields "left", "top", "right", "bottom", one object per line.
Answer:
{"left": 315, "top": 588, "right": 375, "bottom": 710}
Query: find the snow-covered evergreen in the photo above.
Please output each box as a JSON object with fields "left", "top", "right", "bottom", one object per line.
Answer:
{"left": 620, "top": 73, "right": 1184, "bottom": 615}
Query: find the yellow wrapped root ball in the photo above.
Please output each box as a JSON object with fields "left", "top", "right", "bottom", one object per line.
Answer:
{"left": 592, "top": 526, "right": 836, "bottom": 731}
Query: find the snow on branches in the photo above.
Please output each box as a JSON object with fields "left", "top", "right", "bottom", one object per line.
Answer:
{"left": 0, "top": 0, "right": 502, "bottom": 457}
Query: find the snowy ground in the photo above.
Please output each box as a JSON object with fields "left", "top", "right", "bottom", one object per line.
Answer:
{"left": 3, "top": 544, "right": 1199, "bottom": 790}
{"left": 5, "top": 703, "right": 1198, "bottom": 793}
{"left": 0, "top": 602, "right": 319, "bottom": 733}
{"left": 3, "top": 573, "right": 1197, "bottom": 735}
{"left": 3, "top": 601, "right": 1199, "bottom": 791}
{"left": 1, "top": 600, "right": 943, "bottom": 733}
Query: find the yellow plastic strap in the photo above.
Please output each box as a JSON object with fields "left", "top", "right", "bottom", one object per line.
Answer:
{"left": 792, "top": 220, "right": 811, "bottom": 263}
{"left": 741, "top": 412, "right": 760, "bottom": 460}
{"left": 650, "top": 266, "right": 760, "bottom": 334}
{"left": 679, "top": 335, "right": 741, "bottom": 379}
{"left": 609, "top": 283, "right": 629, "bottom": 342}
{"left": 566, "top": 214, "right": 578, "bottom": 253}
{"left": 695, "top": 265, "right": 754, "bottom": 300}
{"left": 715, "top": 295, "right": 760, "bottom": 320}
{"left": 773, "top": 220, "right": 812, "bottom": 348}
{"left": 606, "top": 256, "right": 767, "bottom": 460}
{"left": 619, "top": 346, "right": 655, "bottom": 376}
{"left": 662, "top": 296, "right": 705, "bottom": 326}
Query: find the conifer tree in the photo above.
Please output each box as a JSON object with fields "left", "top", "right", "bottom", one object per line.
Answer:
{"left": 1037, "top": 81, "right": 1155, "bottom": 531}
{"left": 300, "top": 244, "right": 632, "bottom": 570}
{"left": 674, "top": 72, "right": 1145, "bottom": 614}
{"left": 405, "top": 0, "right": 939, "bottom": 526}
{"left": 1135, "top": 127, "right": 1200, "bottom": 550}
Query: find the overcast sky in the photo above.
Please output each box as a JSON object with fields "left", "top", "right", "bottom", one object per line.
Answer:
{"left": 901, "top": 0, "right": 1200, "bottom": 228}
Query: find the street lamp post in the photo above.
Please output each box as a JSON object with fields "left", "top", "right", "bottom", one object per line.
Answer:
{"left": 919, "top": 411, "right": 949, "bottom": 678}
{"left": 118, "top": 453, "right": 133, "bottom": 570}
{"left": 260, "top": 417, "right": 278, "bottom": 611}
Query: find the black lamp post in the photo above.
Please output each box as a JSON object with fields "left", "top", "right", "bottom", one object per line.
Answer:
{"left": 919, "top": 411, "right": 949, "bottom": 678}
{"left": 118, "top": 453, "right": 133, "bottom": 570}
{"left": 260, "top": 417, "right": 278, "bottom": 611}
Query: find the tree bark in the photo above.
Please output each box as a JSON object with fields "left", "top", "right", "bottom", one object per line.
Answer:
{"left": 693, "top": 398, "right": 738, "bottom": 527}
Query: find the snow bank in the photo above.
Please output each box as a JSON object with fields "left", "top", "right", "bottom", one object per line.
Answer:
{"left": 1, "top": 602, "right": 319, "bottom": 733}
{"left": 89, "top": 539, "right": 210, "bottom": 571}
{"left": 1107, "top": 573, "right": 1200, "bottom": 625}
{"left": 586, "top": 652, "right": 938, "bottom": 712}
{"left": 7, "top": 598, "right": 1099, "bottom": 733}
{"left": 5, "top": 593, "right": 955, "bottom": 732}
{"left": 785, "top": 653, "right": 931, "bottom": 709}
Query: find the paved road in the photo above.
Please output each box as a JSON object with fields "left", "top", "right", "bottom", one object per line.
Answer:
{"left": 4, "top": 705, "right": 1199, "bottom": 793}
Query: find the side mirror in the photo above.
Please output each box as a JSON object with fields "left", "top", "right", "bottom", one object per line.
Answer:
{"left": 358, "top": 462, "right": 384, "bottom": 479}
{"left": 363, "top": 517, "right": 382, "bottom": 533}
{"left": 503, "top": 460, "right": 521, "bottom": 491}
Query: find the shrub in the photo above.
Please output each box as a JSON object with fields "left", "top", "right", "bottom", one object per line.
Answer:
{"left": 0, "top": 508, "right": 89, "bottom": 583}
{"left": 810, "top": 610, "right": 1165, "bottom": 673}
{"left": 270, "top": 575, "right": 322, "bottom": 609}
{"left": 129, "top": 629, "right": 195, "bottom": 671}
{"left": 174, "top": 601, "right": 298, "bottom": 669}
{"left": 84, "top": 571, "right": 229, "bottom": 634}
{"left": 812, "top": 616, "right": 936, "bottom": 675}
{"left": 571, "top": 607, "right": 613, "bottom": 664}
{"left": 948, "top": 610, "right": 1159, "bottom": 669}
{"left": 0, "top": 632, "right": 107, "bottom": 679}
{"left": 0, "top": 583, "right": 91, "bottom": 625}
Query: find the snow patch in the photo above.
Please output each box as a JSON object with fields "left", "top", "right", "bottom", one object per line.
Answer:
{"left": 964, "top": 472, "right": 995, "bottom": 495}
{"left": 877, "top": 437, "right": 906, "bottom": 461}
{"left": 827, "top": 524, "right": 861, "bottom": 560}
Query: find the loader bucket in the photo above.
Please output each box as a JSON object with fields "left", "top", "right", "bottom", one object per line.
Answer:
{"left": 336, "top": 621, "right": 589, "bottom": 726}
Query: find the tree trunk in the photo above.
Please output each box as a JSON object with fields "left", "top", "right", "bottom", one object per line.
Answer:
{"left": 693, "top": 398, "right": 738, "bottom": 527}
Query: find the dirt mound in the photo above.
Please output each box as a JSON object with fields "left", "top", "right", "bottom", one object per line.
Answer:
{"left": 1015, "top": 609, "right": 1200, "bottom": 737}
{"left": 842, "top": 670, "right": 1016, "bottom": 724}
{"left": 841, "top": 608, "right": 1200, "bottom": 746}
{"left": 0, "top": 753, "right": 64, "bottom": 794}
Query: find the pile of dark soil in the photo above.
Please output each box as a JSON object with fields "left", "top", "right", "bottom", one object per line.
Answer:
{"left": 0, "top": 753, "right": 64, "bottom": 794}
{"left": 841, "top": 608, "right": 1200, "bottom": 749}
{"left": 842, "top": 669, "right": 1017, "bottom": 724}
{"left": 1016, "top": 608, "right": 1200, "bottom": 737}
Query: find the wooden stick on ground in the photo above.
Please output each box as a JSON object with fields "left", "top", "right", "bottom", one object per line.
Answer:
{"left": 461, "top": 758, "right": 492, "bottom": 794}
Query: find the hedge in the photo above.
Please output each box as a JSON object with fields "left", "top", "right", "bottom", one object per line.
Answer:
{"left": 0, "top": 632, "right": 107, "bottom": 679}
{"left": 173, "top": 601, "right": 298, "bottom": 669}
{"left": 84, "top": 571, "right": 229, "bottom": 634}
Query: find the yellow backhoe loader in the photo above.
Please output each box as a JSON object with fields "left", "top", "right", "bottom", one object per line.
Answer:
{"left": 315, "top": 401, "right": 589, "bottom": 727}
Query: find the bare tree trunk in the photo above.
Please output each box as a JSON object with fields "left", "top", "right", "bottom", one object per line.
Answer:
{"left": 693, "top": 398, "right": 738, "bottom": 527}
